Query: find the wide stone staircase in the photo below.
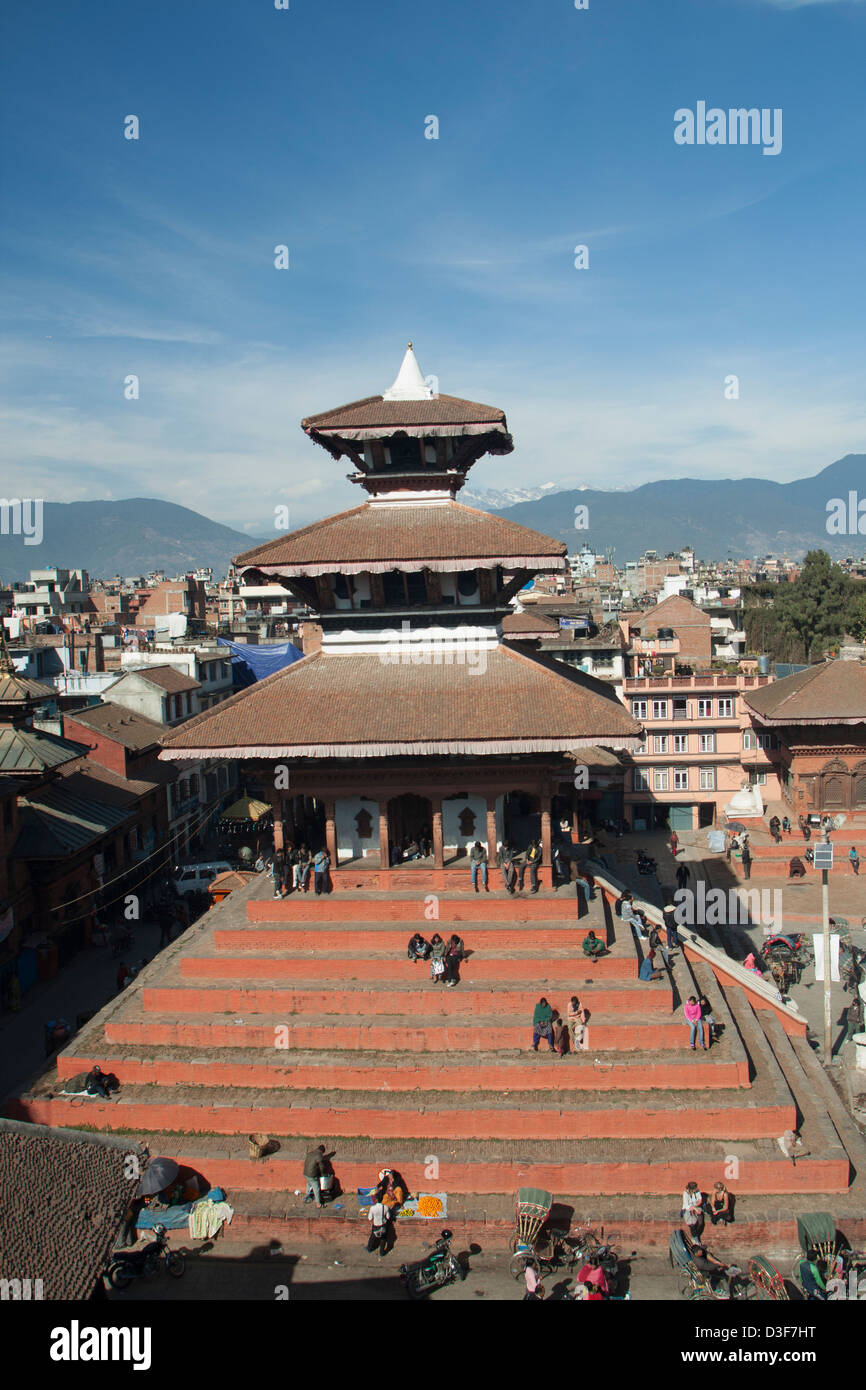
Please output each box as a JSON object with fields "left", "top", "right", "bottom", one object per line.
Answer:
{"left": 9, "top": 872, "right": 866, "bottom": 1254}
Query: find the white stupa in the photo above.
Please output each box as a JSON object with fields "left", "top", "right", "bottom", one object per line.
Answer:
{"left": 382, "top": 342, "right": 436, "bottom": 401}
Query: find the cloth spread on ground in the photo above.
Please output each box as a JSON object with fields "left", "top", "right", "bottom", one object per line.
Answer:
{"left": 137, "top": 1204, "right": 192, "bottom": 1230}
{"left": 188, "top": 1198, "right": 235, "bottom": 1239}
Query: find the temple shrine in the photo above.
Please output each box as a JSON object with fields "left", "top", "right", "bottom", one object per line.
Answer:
{"left": 161, "top": 346, "right": 641, "bottom": 884}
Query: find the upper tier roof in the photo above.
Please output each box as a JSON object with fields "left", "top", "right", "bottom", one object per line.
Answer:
{"left": 303, "top": 393, "right": 509, "bottom": 435}
{"left": 235, "top": 500, "right": 567, "bottom": 577}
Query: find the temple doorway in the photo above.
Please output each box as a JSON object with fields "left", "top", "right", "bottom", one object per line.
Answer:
{"left": 501, "top": 790, "right": 540, "bottom": 852}
{"left": 281, "top": 794, "right": 326, "bottom": 854}
{"left": 387, "top": 793, "right": 433, "bottom": 865}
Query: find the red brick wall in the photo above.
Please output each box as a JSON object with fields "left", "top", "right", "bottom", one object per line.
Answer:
{"left": 61, "top": 715, "right": 128, "bottom": 777}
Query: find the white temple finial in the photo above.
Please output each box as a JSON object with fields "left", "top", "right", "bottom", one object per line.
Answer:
{"left": 383, "top": 343, "right": 435, "bottom": 401}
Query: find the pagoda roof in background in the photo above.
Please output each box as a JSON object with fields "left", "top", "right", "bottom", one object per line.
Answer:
{"left": 235, "top": 500, "right": 567, "bottom": 577}
{"left": 743, "top": 658, "right": 866, "bottom": 726}
{"left": 159, "top": 643, "right": 642, "bottom": 760}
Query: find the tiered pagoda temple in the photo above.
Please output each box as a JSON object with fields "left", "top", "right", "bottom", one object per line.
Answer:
{"left": 162, "top": 346, "right": 641, "bottom": 884}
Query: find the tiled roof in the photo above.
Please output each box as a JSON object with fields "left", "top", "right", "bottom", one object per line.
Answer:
{"left": 0, "top": 1118, "right": 146, "bottom": 1300}
{"left": 0, "top": 726, "right": 88, "bottom": 775}
{"left": 743, "top": 659, "right": 866, "bottom": 725}
{"left": 15, "top": 778, "right": 136, "bottom": 857}
{"left": 0, "top": 672, "right": 56, "bottom": 705}
{"left": 235, "top": 500, "right": 567, "bottom": 576}
{"left": 118, "top": 664, "right": 199, "bottom": 693}
{"left": 303, "top": 393, "right": 507, "bottom": 432}
{"left": 501, "top": 611, "right": 561, "bottom": 635}
{"left": 63, "top": 703, "right": 165, "bottom": 750}
{"left": 160, "top": 644, "right": 642, "bottom": 758}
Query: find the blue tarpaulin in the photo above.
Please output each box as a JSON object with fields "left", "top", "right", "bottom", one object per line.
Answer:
{"left": 217, "top": 639, "right": 304, "bottom": 686}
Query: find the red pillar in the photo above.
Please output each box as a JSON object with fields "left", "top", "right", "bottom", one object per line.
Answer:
{"left": 540, "top": 800, "right": 552, "bottom": 888}
{"left": 486, "top": 796, "right": 498, "bottom": 866}
{"left": 432, "top": 801, "right": 444, "bottom": 870}
{"left": 324, "top": 798, "right": 337, "bottom": 866}
{"left": 378, "top": 805, "right": 390, "bottom": 873}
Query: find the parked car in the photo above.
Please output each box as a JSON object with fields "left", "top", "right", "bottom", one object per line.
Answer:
{"left": 172, "top": 861, "right": 234, "bottom": 896}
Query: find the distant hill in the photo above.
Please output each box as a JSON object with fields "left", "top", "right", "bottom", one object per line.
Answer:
{"left": 486, "top": 455, "right": 866, "bottom": 562}
{"left": 0, "top": 499, "right": 264, "bottom": 582}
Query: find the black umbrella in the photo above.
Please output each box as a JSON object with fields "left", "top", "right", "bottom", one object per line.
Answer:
{"left": 726, "top": 822, "right": 747, "bottom": 833}
{"left": 137, "top": 1157, "right": 179, "bottom": 1196}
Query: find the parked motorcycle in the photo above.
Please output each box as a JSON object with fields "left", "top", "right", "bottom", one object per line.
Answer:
{"left": 106, "top": 1224, "right": 186, "bottom": 1290}
{"left": 399, "top": 1229, "right": 464, "bottom": 1298}
{"left": 636, "top": 850, "right": 657, "bottom": 876}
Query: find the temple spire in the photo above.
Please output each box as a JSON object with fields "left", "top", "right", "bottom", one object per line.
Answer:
{"left": 382, "top": 342, "right": 435, "bottom": 401}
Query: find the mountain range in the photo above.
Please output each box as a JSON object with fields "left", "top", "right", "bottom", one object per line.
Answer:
{"left": 0, "top": 456, "right": 862, "bottom": 582}
{"left": 0, "top": 499, "right": 261, "bottom": 584}
{"left": 487, "top": 455, "right": 866, "bottom": 563}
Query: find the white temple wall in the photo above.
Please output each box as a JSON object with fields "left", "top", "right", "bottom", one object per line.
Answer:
{"left": 335, "top": 796, "right": 380, "bottom": 862}
{"left": 442, "top": 794, "right": 487, "bottom": 852}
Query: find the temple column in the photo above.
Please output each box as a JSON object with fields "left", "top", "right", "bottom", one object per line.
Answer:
{"left": 271, "top": 796, "right": 284, "bottom": 852}
{"left": 432, "top": 801, "right": 444, "bottom": 870}
{"left": 486, "top": 796, "right": 498, "bottom": 866}
{"left": 324, "top": 798, "right": 337, "bottom": 865}
{"left": 541, "top": 799, "right": 552, "bottom": 886}
{"left": 379, "top": 805, "right": 390, "bottom": 872}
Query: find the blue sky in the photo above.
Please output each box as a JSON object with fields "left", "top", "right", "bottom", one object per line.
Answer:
{"left": 2, "top": 0, "right": 865, "bottom": 536}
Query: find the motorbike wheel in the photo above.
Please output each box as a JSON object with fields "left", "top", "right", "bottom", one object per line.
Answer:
{"left": 165, "top": 1251, "right": 186, "bottom": 1278}
{"left": 405, "top": 1276, "right": 425, "bottom": 1300}
{"left": 449, "top": 1256, "right": 466, "bottom": 1282}
{"left": 107, "top": 1263, "right": 134, "bottom": 1291}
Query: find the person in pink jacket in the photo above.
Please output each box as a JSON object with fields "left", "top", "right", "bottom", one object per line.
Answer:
{"left": 684, "top": 995, "right": 705, "bottom": 1050}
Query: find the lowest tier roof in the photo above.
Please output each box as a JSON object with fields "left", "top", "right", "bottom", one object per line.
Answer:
{"left": 235, "top": 500, "right": 567, "bottom": 577}
{"left": 743, "top": 659, "right": 866, "bottom": 726}
{"left": 160, "top": 644, "right": 642, "bottom": 759}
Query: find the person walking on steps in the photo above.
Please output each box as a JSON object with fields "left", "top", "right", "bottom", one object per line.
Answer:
{"left": 741, "top": 842, "right": 752, "bottom": 880}
{"left": 675, "top": 862, "right": 690, "bottom": 892}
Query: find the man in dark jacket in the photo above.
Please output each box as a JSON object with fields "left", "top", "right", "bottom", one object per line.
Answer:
{"left": 303, "top": 1144, "right": 327, "bottom": 1207}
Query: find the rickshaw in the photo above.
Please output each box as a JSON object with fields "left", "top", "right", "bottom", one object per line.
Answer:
{"left": 508, "top": 1188, "right": 579, "bottom": 1279}
{"left": 668, "top": 1229, "right": 754, "bottom": 1300}
{"left": 747, "top": 1255, "right": 789, "bottom": 1300}
{"left": 791, "top": 1212, "right": 845, "bottom": 1295}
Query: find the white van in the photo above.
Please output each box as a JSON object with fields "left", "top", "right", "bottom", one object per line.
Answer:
{"left": 173, "top": 861, "right": 234, "bottom": 896}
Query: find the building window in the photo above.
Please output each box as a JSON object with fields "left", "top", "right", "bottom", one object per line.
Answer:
{"left": 749, "top": 771, "right": 767, "bottom": 786}
{"left": 653, "top": 768, "right": 670, "bottom": 791}
{"left": 673, "top": 733, "right": 688, "bottom": 753}
{"left": 632, "top": 699, "right": 648, "bottom": 720}
{"left": 673, "top": 769, "right": 689, "bottom": 791}
{"left": 633, "top": 768, "right": 650, "bottom": 792}
{"left": 698, "top": 732, "right": 716, "bottom": 753}
{"left": 654, "top": 734, "right": 668, "bottom": 754}
{"left": 699, "top": 767, "right": 716, "bottom": 790}
{"left": 697, "top": 699, "right": 713, "bottom": 718}
{"left": 743, "top": 730, "right": 777, "bottom": 750}
{"left": 651, "top": 700, "right": 668, "bottom": 719}
{"left": 718, "top": 698, "right": 735, "bottom": 717}
{"left": 673, "top": 698, "right": 688, "bottom": 720}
